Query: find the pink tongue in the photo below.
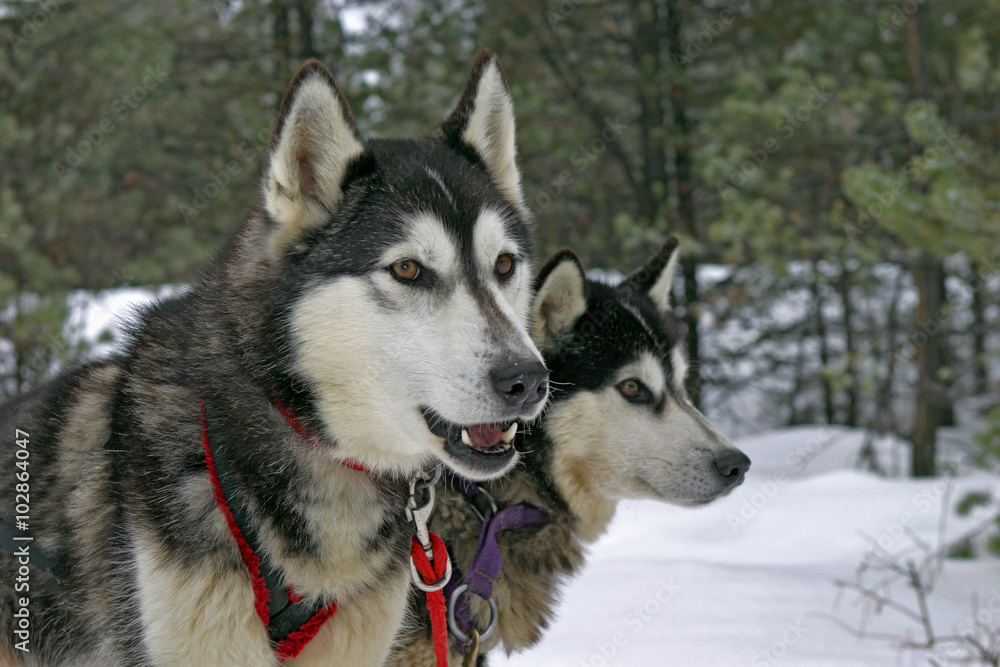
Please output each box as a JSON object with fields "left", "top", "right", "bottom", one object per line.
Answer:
{"left": 466, "top": 423, "right": 502, "bottom": 449}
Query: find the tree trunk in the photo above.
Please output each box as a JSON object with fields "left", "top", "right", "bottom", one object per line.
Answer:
{"left": 810, "top": 264, "right": 835, "bottom": 424}
{"left": 907, "top": 6, "right": 948, "bottom": 476}
{"left": 912, "top": 253, "right": 945, "bottom": 477}
{"left": 297, "top": 0, "right": 315, "bottom": 60}
{"left": 936, "top": 265, "right": 955, "bottom": 427}
{"left": 631, "top": 0, "right": 668, "bottom": 229}
{"left": 666, "top": 0, "right": 702, "bottom": 408}
{"left": 837, "top": 266, "right": 858, "bottom": 427}
{"left": 680, "top": 259, "right": 702, "bottom": 407}
{"left": 970, "top": 260, "right": 989, "bottom": 395}
{"left": 877, "top": 266, "right": 906, "bottom": 435}
{"left": 273, "top": 0, "right": 291, "bottom": 63}
{"left": 788, "top": 324, "right": 810, "bottom": 425}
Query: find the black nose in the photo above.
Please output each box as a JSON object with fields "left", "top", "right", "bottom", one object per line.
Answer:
{"left": 713, "top": 450, "right": 751, "bottom": 488}
{"left": 490, "top": 358, "right": 548, "bottom": 410}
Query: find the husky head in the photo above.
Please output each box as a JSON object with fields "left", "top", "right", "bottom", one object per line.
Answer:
{"left": 532, "top": 240, "right": 749, "bottom": 527}
{"left": 257, "top": 52, "right": 547, "bottom": 480}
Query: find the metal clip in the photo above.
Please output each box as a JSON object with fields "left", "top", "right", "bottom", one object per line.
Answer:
{"left": 407, "top": 482, "right": 436, "bottom": 557}
{"left": 406, "top": 464, "right": 452, "bottom": 591}
{"left": 461, "top": 628, "right": 481, "bottom": 667}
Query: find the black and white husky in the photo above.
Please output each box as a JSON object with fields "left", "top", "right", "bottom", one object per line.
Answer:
{"left": 0, "top": 51, "right": 547, "bottom": 666}
{"left": 389, "top": 239, "right": 751, "bottom": 666}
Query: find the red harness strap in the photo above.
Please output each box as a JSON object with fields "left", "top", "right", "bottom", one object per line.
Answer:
{"left": 410, "top": 533, "right": 452, "bottom": 667}
{"left": 272, "top": 601, "right": 339, "bottom": 662}
{"left": 199, "top": 397, "right": 273, "bottom": 628}
{"left": 199, "top": 395, "right": 348, "bottom": 662}
{"left": 272, "top": 394, "right": 370, "bottom": 472}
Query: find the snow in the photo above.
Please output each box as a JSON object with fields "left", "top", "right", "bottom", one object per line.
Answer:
{"left": 493, "top": 427, "right": 1000, "bottom": 667}
{"left": 65, "top": 286, "right": 176, "bottom": 359}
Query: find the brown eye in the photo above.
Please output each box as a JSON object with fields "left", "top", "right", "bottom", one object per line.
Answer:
{"left": 391, "top": 260, "right": 420, "bottom": 281}
{"left": 619, "top": 379, "right": 640, "bottom": 398}
{"left": 495, "top": 253, "right": 514, "bottom": 278}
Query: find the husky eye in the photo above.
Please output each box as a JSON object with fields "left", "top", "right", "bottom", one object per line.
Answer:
{"left": 390, "top": 259, "right": 421, "bottom": 282}
{"left": 618, "top": 378, "right": 653, "bottom": 405}
{"left": 495, "top": 253, "right": 514, "bottom": 278}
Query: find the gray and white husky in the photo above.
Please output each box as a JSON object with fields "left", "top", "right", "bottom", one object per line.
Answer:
{"left": 389, "top": 239, "right": 750, "bottom": 666}
{"left": 0, "top": 51, "right": 546, "bottom": 666}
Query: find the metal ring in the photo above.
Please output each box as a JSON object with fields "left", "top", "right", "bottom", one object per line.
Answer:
{"left": 475, "top": 485, "right": 499, "bottom": 515}
{"left": 447, "top": 583, "right": 498, "bottom": 644}
{"left": 410, "top": 552, "right": 453, "bottom": 593}
{"left": 414, "top": 464, "right": 442, "bottom": 490}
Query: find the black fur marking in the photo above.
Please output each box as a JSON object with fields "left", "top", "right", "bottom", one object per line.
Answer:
{"left": 620, "top": 235, "right": 679, "bottom": 297}
{"left": 546, "top": 279, "right": 680, "bottom": 396}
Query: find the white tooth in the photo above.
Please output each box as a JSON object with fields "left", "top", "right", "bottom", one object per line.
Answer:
{"left": 461, "top": 429, "right": 472, "bottom": 446}
{"left": 501, "top": 423, "right": 518, "bottom": 444}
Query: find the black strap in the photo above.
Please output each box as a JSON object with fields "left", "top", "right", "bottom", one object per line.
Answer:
{"left": 0, "top": 520, "right": 70, "bottom": 585}
{"left": 203, "top": 400, "right": 327, "bottom": 645}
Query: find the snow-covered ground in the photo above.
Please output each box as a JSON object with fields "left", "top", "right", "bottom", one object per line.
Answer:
{"left": 494, "top": 427, "right": 999, "bottom": 667}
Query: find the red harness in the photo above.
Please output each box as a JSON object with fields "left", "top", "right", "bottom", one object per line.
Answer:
{"left": 200, "top": 394, "right": 451, "bottom": 665}
{"left": 199, "top": 396, "right": 347, "bottom": 661}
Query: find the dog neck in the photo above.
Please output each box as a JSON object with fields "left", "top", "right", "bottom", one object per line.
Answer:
{"left": 509, "top": 426, "right": 618, "bottom": 542}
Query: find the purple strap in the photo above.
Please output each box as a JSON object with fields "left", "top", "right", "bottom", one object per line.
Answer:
{"left": 450, "top": 502, "right": 551, "bottom": 637}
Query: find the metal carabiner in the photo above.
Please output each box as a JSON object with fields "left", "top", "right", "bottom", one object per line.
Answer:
{"left": 406, "top": 483, "right": 436, "bottom": 554}
{"left": 406, "top": 464, "right": 452, "bottom": 591}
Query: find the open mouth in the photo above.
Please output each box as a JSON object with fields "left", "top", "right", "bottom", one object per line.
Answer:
{"left": 421, "top": 408, "right": 519, "bottom": 475}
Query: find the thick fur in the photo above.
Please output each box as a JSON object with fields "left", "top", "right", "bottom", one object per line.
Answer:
{"left": 0, "top": 51, "right": 545, "bottom": 666}
{"left": 389, "top": 240, "right": 750, "bottom": 665}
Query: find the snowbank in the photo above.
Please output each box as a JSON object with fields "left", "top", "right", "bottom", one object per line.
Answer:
{"left": 494, "top": 427, "right": 999, "bottom": 666}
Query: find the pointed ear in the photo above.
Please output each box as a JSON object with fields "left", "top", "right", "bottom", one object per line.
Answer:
{"left": 622, "top": 236, "right": 680, "bottom": 313}
{"left": 531, "top": 249, "right": 588, "bottom": 345}
{"left": 441, "top": 50, "right": 525, "bottom": 214}
{"left": 263, "top": 60, "right": 364, "bottom": 259}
